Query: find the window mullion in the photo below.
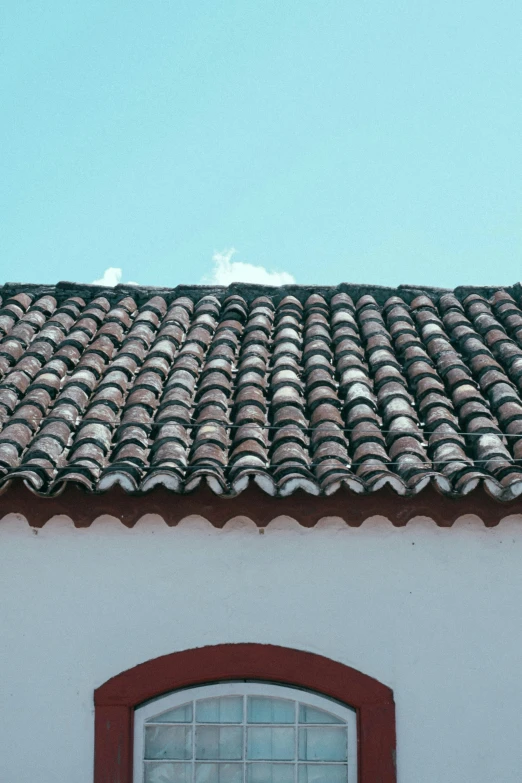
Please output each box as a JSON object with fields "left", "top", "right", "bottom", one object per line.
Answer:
{"left": 191, "top": 700, "right": 196, "bottom": 783}
{"left": 243, "top": 695, "right": 246, "bottom": 783}
{"left": 294, "top": 700, "right": 298, "bottom": 783}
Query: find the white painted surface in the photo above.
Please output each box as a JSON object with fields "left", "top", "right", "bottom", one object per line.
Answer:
{"left": 1, "top": 512, "right": 522, "bottom": 783}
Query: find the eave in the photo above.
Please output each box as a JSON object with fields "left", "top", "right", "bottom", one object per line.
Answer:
{"left": 1, "top": 481, "right": 521, "bottom": 528}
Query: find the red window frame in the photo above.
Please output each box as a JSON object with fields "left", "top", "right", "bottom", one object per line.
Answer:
{"left": 94, "top": 643, "right": 396, "bottom": 783}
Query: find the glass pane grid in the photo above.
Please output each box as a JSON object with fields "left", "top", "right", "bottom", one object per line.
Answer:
{"left": 143, "top": 695, "right": 350, "bottom": 782}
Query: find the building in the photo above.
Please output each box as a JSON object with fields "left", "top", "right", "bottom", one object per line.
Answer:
{"left": 1, "top": 280, "right": 522, "bottom": 783}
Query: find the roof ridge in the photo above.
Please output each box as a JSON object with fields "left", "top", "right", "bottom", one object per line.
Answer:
{"left": 0, "top": 280, "right": 519, "bottom": 307}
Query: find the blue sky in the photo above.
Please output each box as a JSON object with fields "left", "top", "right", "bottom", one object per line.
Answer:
{"left": 1, "top": 1, "right": 521, "bottom": 289}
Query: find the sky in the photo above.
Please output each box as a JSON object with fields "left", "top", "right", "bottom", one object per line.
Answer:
{"left": 1, "top": 1, "right": 521, "bottom": 290}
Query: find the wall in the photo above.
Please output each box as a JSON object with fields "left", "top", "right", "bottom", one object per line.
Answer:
{"left": 1, "top": 512, "right": 522, "bottom": 782}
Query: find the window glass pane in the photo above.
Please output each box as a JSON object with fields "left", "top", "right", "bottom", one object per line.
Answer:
{"left": 247, "top": 697, "right": 295, "bottom": 724}
{"left": 298, "top": 705, "right": 345, "bottom": 725}
{"left": 298, "top": 764, "right": 347, "bottom": 783}
{"left": 298, "top": 728, "right": 347, "bottom": 762}
{"left": 247, "top": 728, "right": 295, "bottom": 760}
{"left": 148, "top": 704, "right": 193, "bottom": 724}
{"left": 195, "top": 763, "right": 243, "bottom": 783}
{"left": 196, "top": 697, "right": 243, "bottom": 723}
{"left": 247, "top": 763, "right": 295, "bottom": 783}
{"left": 144, "top": 762, "right": 192, "bottom": 783}
{"left": 195, "top": 726, "right": 243, "bottom": 760}
{"left": 145, "top": 726, "right": 192, "bottom": 760}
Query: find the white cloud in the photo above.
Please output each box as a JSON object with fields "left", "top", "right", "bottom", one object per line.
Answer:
{"left": 204, "top": 248, "right": 295, "bottom": 286}
{"left": 92, "top": 267, "right": 138, "bottom": 286}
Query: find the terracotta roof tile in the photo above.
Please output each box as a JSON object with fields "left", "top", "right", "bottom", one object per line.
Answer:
{"left": 3, "top": 280, "right": 522, "bottom": 499}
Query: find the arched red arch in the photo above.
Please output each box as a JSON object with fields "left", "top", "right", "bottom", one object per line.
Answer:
{"left": 94, "top": 643, "right": 396, "bottom": 783}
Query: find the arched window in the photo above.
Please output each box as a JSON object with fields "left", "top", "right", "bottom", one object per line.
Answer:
{"left": 94, "top": 644, "right": 396, "bottom": 783}
{"left": 134, "top": 682, "right": 357, "bottom": 783}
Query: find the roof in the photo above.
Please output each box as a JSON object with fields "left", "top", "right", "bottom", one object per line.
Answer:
{"left": 2, "top": 279, "right": 522, "bottom": 507}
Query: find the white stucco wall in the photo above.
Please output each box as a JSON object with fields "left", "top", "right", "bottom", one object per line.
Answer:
{"left": 1, "top": 512, "right": 522, "bottom": 783}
